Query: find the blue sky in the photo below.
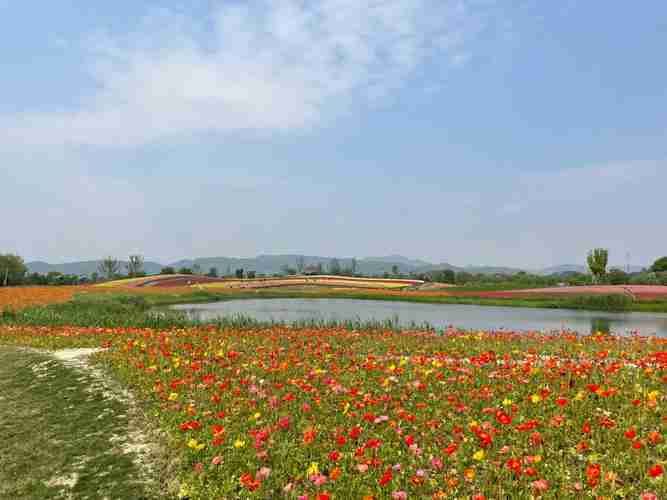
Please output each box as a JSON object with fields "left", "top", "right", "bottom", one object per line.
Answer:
{"left": 1, "top": 0, "right": 665, "bottom": 268}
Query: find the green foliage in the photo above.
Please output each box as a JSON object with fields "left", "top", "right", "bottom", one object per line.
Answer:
{"left": 564, "top": 294, "right": 634, "bottom": 312}
{"left": 587, "top": 248, "right": 609, "bottom": 283}
{"left": 160, "top": 266, "right": 176, "bottom": 275}
{"left": 607, "top": 267, "right": 629, "bottom": 285}
{"left": 0, "top": 254, "right": 27, "bottom": 286}
{"left": 329, "top": 258, "right": 341, "bottom": 275}
{"left": 651, "top": 256, "right": 667, "bottom": 272}
{"left": 98, "top": 256, "right": 121, "bottom": 280}
{"left": 125, "top": 255, "right": 144, "bottom": 277}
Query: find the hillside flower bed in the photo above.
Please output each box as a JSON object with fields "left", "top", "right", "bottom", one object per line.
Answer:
{"left": 2, "top": 324, "right": 665, "bottom": 498}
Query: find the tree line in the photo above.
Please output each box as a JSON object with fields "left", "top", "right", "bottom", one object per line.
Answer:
{"left": 1, "top": 251, "right": 667, "bottom": 287}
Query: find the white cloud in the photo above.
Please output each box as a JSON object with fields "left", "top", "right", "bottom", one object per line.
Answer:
{"left": 0, "top": 0, "right": 502, "bottom": 147}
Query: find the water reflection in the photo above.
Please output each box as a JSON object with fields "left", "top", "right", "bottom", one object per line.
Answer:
{"left": 590, "top": 318, "right": 612, "bottom": 335}
{"left": 170, "top": 298, "right": 667, "bottom": 337}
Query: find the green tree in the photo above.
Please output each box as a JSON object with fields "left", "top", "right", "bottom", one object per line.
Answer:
{"left": 587, "top": 248, "right": 609, "bottom": 284}
{"left": 126, "top": 255, "right": 144, "bottom": 277}
{"left": 329, "top": 259, "right": 341, "bottom": 275}
{"left": 235, "top": 268, "right": 244, "bottom": 279}
{"left": 0, "top": 254, "right": 27, "bottom": 286}
{"left": 441, "top": 269, "right": 456, "bottom": 283}
{"left": 247, "top": 270, "right": 256, "bottom": 279}
{"left": 607, "top": 268, "right": 628, "bottom": 285}
{"left": 207, "top": 267, "right": 219, "bottom": 278}
{"left": 161, "top": 267, "right": 176, "bottom": 275}
{"left": 178, "top": 267, "right": 193, "bottom": 275}
{"left": 651, "top": 256, "right": 667, "bottom": 272}
{"left": 98, "top": 257, "right": 120, "bottom": 280}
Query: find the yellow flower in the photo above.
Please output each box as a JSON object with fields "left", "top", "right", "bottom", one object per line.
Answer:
{"left": 502, "top": 398, "right": 513, "bottom": 407}
{"left": 168, "top": 392, "right": 179, "bottom": 401}
{"left": 178, "top": 483, "right": 191, "bottom": 499}
{"left": 343, "top": 402, "right": 350, "bottom": 415}
{"left": 187, "top": 439, "right": 205, "bottom": 451}
{"left": 575, "top": 390, "right": 585, "bottom": 401}
{"left": 473, "top": 450, "right": 485, "bottom": 461}
{"left": 464, "top": 468, "right": 476, "bottom": 480}
{"left": 234, "top": 439, "right": 246, "bottom": 449}
{"left": 648, "top": 390, "right": 660, "bottom": 401}
{"left": 307, "top": 462, "right": 320, "bottom": 476}
{"left": 531, "top": 394, "right": 542, "bottom": 403}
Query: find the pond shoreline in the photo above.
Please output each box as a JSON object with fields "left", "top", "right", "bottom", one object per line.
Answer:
{"left": 171, "top": 297, "right": 667, "bottom": 337}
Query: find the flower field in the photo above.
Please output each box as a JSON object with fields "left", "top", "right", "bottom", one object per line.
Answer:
{"left": 0, "top": 286, "right": 79, "bottom": 311}
{"left": 2, "top": 323, "right": 665, "bottom": 499}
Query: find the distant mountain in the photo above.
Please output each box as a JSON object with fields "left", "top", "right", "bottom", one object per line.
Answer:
{"left": 537, "top": 264, "right": 588, "bottom": 275}
{"left": 27, "top": 255, "right": 643, "bottom": 278}
{"left": 365, "top": 255, "right": 433, "bottom": 268}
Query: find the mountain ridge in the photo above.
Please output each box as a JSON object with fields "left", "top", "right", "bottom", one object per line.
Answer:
{"left": 25, "top": 255, "right": 647, "bottom": 277}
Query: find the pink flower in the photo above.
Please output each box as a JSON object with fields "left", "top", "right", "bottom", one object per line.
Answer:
{"left": 430, "top": 457, "right": 443, "bottom": 470}
{"left": 357, "top": 464, "right": 369, "bottom": 473}
{"left": 257, "top": 467, "right": 271, "bottom": 480}
{"left": 531, "top": 479, "right": 549, "bottom": 493}
{"left": 392, "top": 492, "right": 408, "bottom": 500}
{"left": 641, "top": 493, "right": 658, "bottom": 500}
{"left": 211, "top": 456, "right": 223, "bottom": 465}
{"left": 310, "top": 474, "right": 327, "bottom": 486}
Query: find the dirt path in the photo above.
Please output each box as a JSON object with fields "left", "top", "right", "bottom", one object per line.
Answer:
{"left": 0, "top": 347, "right": 167, "bottom": 499}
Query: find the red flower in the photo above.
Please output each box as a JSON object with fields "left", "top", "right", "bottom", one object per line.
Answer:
{"left": 624, "top": 428, "right": 637, "bottom": 439}
{"left": 444, "top": 442, "right": 458, "bottom": 455}
{"left": 476, "top": 431, "right": 493, "bottom": 448}
{"left": 379, "top": 467, "right": 393, "bottom": 486}
{"left": 278, "top": 416, "right": 290, "bottom": 430}
{"left": 586, "top": 464, "right": 600, "bottom": 478}
{"left": 495, "top": 410, "right": 512, "bottom": 425}
{"left": 506, "top": 458, "right": 522, "bottom": 475}
{"left": 649, "top": 464, "right": 664, "bottom": 478}
{"left": 648, "top": 431, "right": 663, "bottom": 445}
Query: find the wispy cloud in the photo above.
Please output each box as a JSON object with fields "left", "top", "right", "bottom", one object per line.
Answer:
{"left": 0, "top": 0, "right": 504, "bottom": 147}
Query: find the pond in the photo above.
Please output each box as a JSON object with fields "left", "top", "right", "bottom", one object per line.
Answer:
{"left": 171, "top": 298, "right": 667, "bottom": 337}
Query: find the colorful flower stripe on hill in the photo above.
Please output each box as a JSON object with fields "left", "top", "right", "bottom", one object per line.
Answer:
{"left": 2, "top": 324, "right": 665, "bottom": 498}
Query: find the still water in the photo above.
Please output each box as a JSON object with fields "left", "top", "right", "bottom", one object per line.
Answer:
{"left": 171, "top": 298, "right": 667, "bottom": 337}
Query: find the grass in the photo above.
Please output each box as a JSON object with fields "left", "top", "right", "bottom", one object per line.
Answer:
{"left": 0, "top": 347, "right": 164, "bottom": 499}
